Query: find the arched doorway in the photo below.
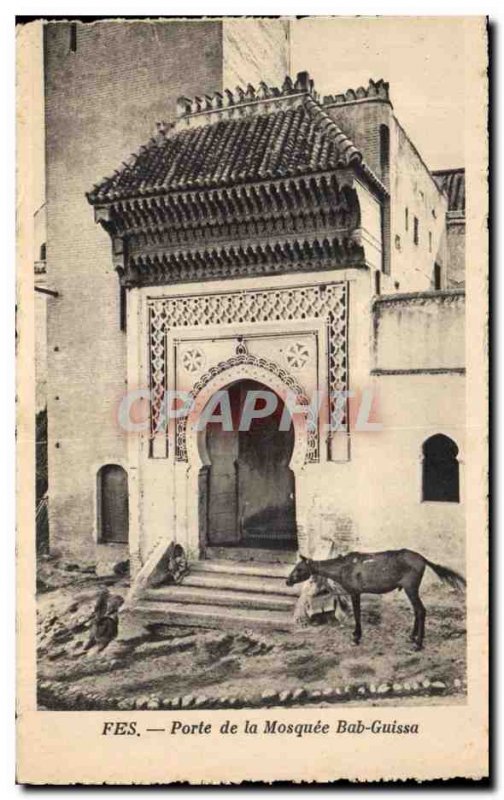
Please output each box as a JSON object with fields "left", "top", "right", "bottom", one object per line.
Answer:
{"left": 204, "top": 380, "right": 297, "bottom": 552}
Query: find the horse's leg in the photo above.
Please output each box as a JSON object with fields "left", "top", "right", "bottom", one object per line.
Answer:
{"left": 409, "top": 602, "right": 419, "bottom": 642}
{"left": 404, "top": 582, "right": 426, "bottom": 650}
{"left": 83, "top": 631, "right": 96, "bottom": 652}
{"left": 416, "top": 591, "right": 426, "bottom": 649}
{"left": 350, "top": 593, "right": 362, "bottom": 645}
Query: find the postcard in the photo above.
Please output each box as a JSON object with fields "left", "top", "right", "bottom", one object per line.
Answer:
{"left": 16, "top": 15, "right": 489, "bottom": 784}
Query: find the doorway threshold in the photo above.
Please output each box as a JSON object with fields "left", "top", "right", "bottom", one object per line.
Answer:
{"left": 204, "top": 546, "right": 297, "bottom": 564}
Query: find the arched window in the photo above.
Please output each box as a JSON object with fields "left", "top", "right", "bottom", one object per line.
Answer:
{"left": 413, "top": 216, "right": 419, "bottom": 245}
{"left": 374, "top": 270, "right": 381, "bottom": 296}
{"left": 39, "top": 242, "right": 46, "bottom": 261}
{"left": 98, "top": 465, "right": 129, "bottom": 543}
{"left": 379, "top": 124, "right": 390, "bottom": 178}
{"left": 70, "top": 22, "right": 77, "bottom": 53}
{"left": 422, "top": 435, "right": 459, "bottom": 503}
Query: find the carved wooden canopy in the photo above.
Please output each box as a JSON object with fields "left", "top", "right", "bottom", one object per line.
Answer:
{"left": 88, "top": 72, "right": 387, "bottom": 287}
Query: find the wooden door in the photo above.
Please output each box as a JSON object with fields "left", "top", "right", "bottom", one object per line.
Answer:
{"left": 100, "top": 465, "right": 129, "bottom": 543}
{"left": 237, "top": 382, "right": 296, "bottom": 548}
{"left": 206, "top": 418, "right": 240, "bottom": 545}
{"left": 205, "top": 381, "right": 296, "bottom": 549}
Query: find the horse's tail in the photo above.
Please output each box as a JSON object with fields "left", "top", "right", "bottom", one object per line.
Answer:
{"left": 425, "top": 559, "right": 466, "bottom": 592}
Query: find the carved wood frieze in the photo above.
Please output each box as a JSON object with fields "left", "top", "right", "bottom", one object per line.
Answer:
{"left": 104, "top": 173, "right": 357, "bottom": 235}
{"left": 129, "top": 236, "right": 364, "bottom": 287}
{"left": 94, "top": 171, "right": 367, "bottom": 286}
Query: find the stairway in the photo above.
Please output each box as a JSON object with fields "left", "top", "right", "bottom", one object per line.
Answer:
{"left": 133, "top": 559, "right": 301, "bottom": 631}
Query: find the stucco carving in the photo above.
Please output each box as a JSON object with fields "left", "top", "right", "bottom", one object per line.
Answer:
{"left": 284, "top": 341, "right": 310, "bottom": 371}
{"left": 180, "top": 346, "right": 205, "bottom": 374}
{"left": 148, "top": 281, "right": 348, "bottom": 461}
{"left": 176, "top": 350, "right": 317, "bottom": 464}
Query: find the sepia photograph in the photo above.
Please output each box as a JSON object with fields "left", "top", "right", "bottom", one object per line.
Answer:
{"left": 16, "top": 14, "right": 489, "bottom": 784}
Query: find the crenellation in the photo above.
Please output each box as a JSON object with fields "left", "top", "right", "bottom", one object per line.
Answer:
{"left": 323, "top": 78, "right": 391, "bottom": 108}
{"left": 174, "top": 70, "right": 318, "bottom": 126}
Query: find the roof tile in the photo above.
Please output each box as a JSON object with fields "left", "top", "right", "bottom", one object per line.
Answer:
{"left": 87, "top": 88, "right": 365, "bottom": 205}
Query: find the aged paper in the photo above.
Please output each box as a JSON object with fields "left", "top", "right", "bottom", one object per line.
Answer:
{"left": 16, "top": 16, "right": 488, "bottom": 784}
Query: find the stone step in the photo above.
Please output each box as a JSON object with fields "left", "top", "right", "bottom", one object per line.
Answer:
{"left": 144, "top": 585, "right": 297, "bottom": 612}
{"left": 191, "top": 559, "right": 295, "bottom": 580}
{"left": 180, "top": 570, "right": 300, "bottom": 597}
{"left": 134, "top": 600, "right": 296, "bottom": 631}
{"left": 204, "top": 547, "right": 297, "bottom": 565}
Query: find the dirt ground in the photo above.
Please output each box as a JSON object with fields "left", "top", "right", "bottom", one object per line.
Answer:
{"left": 37, "top": 559, "right": 467, "bottom": 710}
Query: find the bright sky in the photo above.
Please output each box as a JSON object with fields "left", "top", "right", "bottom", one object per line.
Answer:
{"left": 291, "top": 17, "right": 470, "bottom": 171}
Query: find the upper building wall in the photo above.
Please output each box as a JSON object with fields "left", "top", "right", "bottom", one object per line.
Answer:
{"left": 44, "top": 21, "right": 224, "bottom": 194}
{"left": 324, "top": 83, "right": 448, "bottom": 292}
{"left": 432, "top": 169, "right": 466, "bottom": 288}
{"left": 388, "top": 118, "right": 448, "bottom": 291}
{"left": 443, "top": 222, "right": 465, "bottom": 288}
{"left": 372, "top": 289, "right": 465, "bottom": 373}
{"left": 222, "top": 19, "right": 290, "bottom": 89}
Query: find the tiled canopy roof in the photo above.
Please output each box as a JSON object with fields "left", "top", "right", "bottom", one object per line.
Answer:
{"left": 87, "top": 73, "right": 374, "bottom": 205}
{"left": 432, "top": 169, "right": 465, "bottom": 214}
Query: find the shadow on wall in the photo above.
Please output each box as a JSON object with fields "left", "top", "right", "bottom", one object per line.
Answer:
{"left": 36, "top": 407, "right": 49, "bottom": 554}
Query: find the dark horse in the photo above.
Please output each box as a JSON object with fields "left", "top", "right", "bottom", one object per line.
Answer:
{"left": 286, "top": 549, "right": 465, "bottom": 650}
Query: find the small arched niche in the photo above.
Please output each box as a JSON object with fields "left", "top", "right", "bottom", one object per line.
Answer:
{"left": 97, "top": 464, "right": 129, "bottom": 543}
{"left": 421, "top": 434, "right": 460, "bottom": 503}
